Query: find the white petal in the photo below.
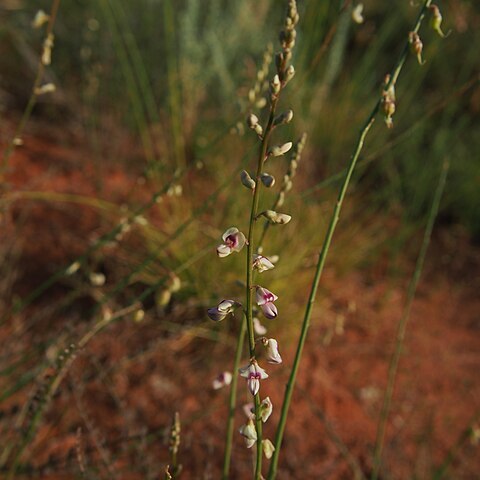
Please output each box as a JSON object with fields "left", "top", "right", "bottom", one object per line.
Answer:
{"left": 217, "top": 244, "right": 232, "bottom": 257}
{"left": 222, "top": 227, "right": 239, "bottom": 242}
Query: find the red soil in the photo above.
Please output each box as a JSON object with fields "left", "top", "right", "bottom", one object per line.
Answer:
{"left": 1, "top": 126, "right": 479, "bottom": 479}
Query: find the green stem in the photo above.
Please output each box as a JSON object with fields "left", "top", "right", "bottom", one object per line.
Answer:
{"left": 245, "top": 99, "right": 278, "bottom": 480}
{"left": 267, "top": 3, "right": 433, "bottom": 478}
{"left": 371, "top": 159, "right": 449, "bottom": 480}
{"left": 222, "top": 315, "right": 247, "bottom": 479}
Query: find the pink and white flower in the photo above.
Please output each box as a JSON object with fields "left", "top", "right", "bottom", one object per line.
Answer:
{"left": 207, "top": 299, "right": 240, "bottom": 322}
{"left": 239, "top": 360, "right": 269, "bottom": 396}
{"left": 256, "top": 286, "right": 278, "bottom": 319}
{"left": 212, "top": 371, "right": 232, "bottom": 390}
{"left": 216, "top": 227, "right": 246, "bottom": 258}
{"left": 253, "top": 254, "right": 275, "bottom": 273}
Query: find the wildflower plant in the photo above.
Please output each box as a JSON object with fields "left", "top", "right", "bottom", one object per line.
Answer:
{"left": 207, "top": 1, "right": 301, "bottom": 478}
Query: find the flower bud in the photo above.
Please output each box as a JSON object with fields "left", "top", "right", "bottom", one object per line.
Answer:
{"left": 260, "top": 173, "right": 275, "bottom": 188}
{"left": 262, "top": 439, "right": 276, "bottom": 459}
{"left": 409, "top": 31, "right": 425, "bottom": 65}
{"left": 270, "top": 75, "right": 281, "bottom": 96}
{"left": 34, "top": 83, "right": 56, "bottom": 95}
{"left": 273, "top": 109, "right": 294, "bottom": 126}
{"left": 268, "top": 142, "right": 293, "bottom": 157}
{"left": 429, "top": 4, "right": 450, "bottom": 38}
{"left": 42, "top": 33, "right": 54, "bottom": 66}
{"left": 239, "top": 418, "right": 257, "bottom": 448}
{"left": 276, "top": 191, "right": 285, "bottom": 207}
{"left": 253, "top": 317, "right": 267, "bottom": 335}
{"left": 284, "top": 65, "right": 295, "bottom": 84}
{"left": 260, "top": 210, "right": 292, "bottom": 225}
{"left": 259, "top": 397, "right": 273, "bottom": 422}
{"left": 134, "top": 309, "right": 145, "bottom": 323}
{"left": 262, "top": 338, "right": 283, "bottom": 364}
{"left": 89, "top": 272, "right": 106, "bottom": 286}
{"left": 247, "top": 113, "right": 259, "bottom": 129}
{"left": 65, "top": 261, "right": 81, "bottom": 276}
{"left": 352, "top": 4, "right": 364, "bottom": 24}
{"left": 241, "top": 170, "right": 256, "bottom": 190}
{"left": 253, "top": 254, "right": 275, "bottom": 272}
{"left": 157, "top": 289, "right": 172, "bottom": 308}
{"left": 32, "top": 10, "right": 50, "bottom": 29}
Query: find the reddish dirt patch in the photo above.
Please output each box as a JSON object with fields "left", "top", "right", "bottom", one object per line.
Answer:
{"left": 1, "top": 126, "right": 479, "bottom": 479}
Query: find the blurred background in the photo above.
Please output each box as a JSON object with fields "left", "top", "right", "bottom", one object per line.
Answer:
{"left": 0, "top": 0, "right": 479, "bottom": 478}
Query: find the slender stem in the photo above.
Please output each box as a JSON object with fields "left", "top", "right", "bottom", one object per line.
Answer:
{"left": 1, "top": 0, "right": 62, "bottom": 171}
{"left": 222, "top": 315, "right": 247, "bottom": 479}
{"left": 245, "top": 98, "right": 278, "bottom": 480}
{"left": 371, "top": 159, "right": 449, "bottom": 480}
{"left": 267, "top": 2, "right": 433, "bottom": 478}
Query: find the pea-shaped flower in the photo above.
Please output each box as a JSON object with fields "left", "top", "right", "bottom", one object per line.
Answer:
{"left": 216, "top": 227, "right": 246, "bottom": 258}
{"left": 207, "top": 299, "right": 240, "bottom": 322}
{"left": 239, "top": 360, "right": 269, "bottom": 396}
{"left": 253, "top": 254, "right": 275, "bottom": 273}
{"left": 212, "top": 371, "right": 233, "bottom": 390}
{"left": 256, "top": 286, "right": 278, "bottom": 319}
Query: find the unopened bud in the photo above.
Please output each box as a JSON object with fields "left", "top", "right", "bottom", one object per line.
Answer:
{"left": 273, "top": 109, "right": 294, "bottom": 126}
{"left": 89, "top": 272, "right": 106, "bottom": 286}
{"left": 270, "top": 75, "right": 281, "bottom": 96}
{"left": 262, "top": 439, "right": 276, "bottom": 459}
{"left": 352, "top": 4, "right": 364, "bottom": 24}
{"left": 169, "top": 274, "right": 181, "bottom": 293}
{"left": 247, "top": 113, "right": 259, "bottom": 128}
{"left": 277, "top": 191, "right": 285, "bottom": 207}
{"left": 429, "top": 4, "right": 450, "bottom": 38}
{"left": 260, "top": 173, "right": 275, "bottom": 188}
{"left": 34, "top": 83, "right": 56, "bottom": 95}
{"left": 32, "top": 10, "right": 50, "bottom": 29}
{"left": 260, "top": 210, "right": 292, "bottom": 225}
{"left": 134, "top": 309, "right": 145, "bottom": 323}
{"left": 66, "top": 261, "right": 81, "bottom": 275}
{"left": 268, "top": 142, "right": 293, "bottom": 157}
{"left": 42, "top": 33, "right": 54, "bottom": 65}
{"left": 284, "top": 65, "right": 295, "bottom": 84}
{"left": 255, "top": 97, "right": 267, "bottom": 109}
{"left": 409, "top": 32, "right": 425, "bottom": 65}
{"left": 241, "top": 170, "right": 256, "bottom": 190}
{"left": 157, "top": 289, "right": 172, "bottom": 308}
